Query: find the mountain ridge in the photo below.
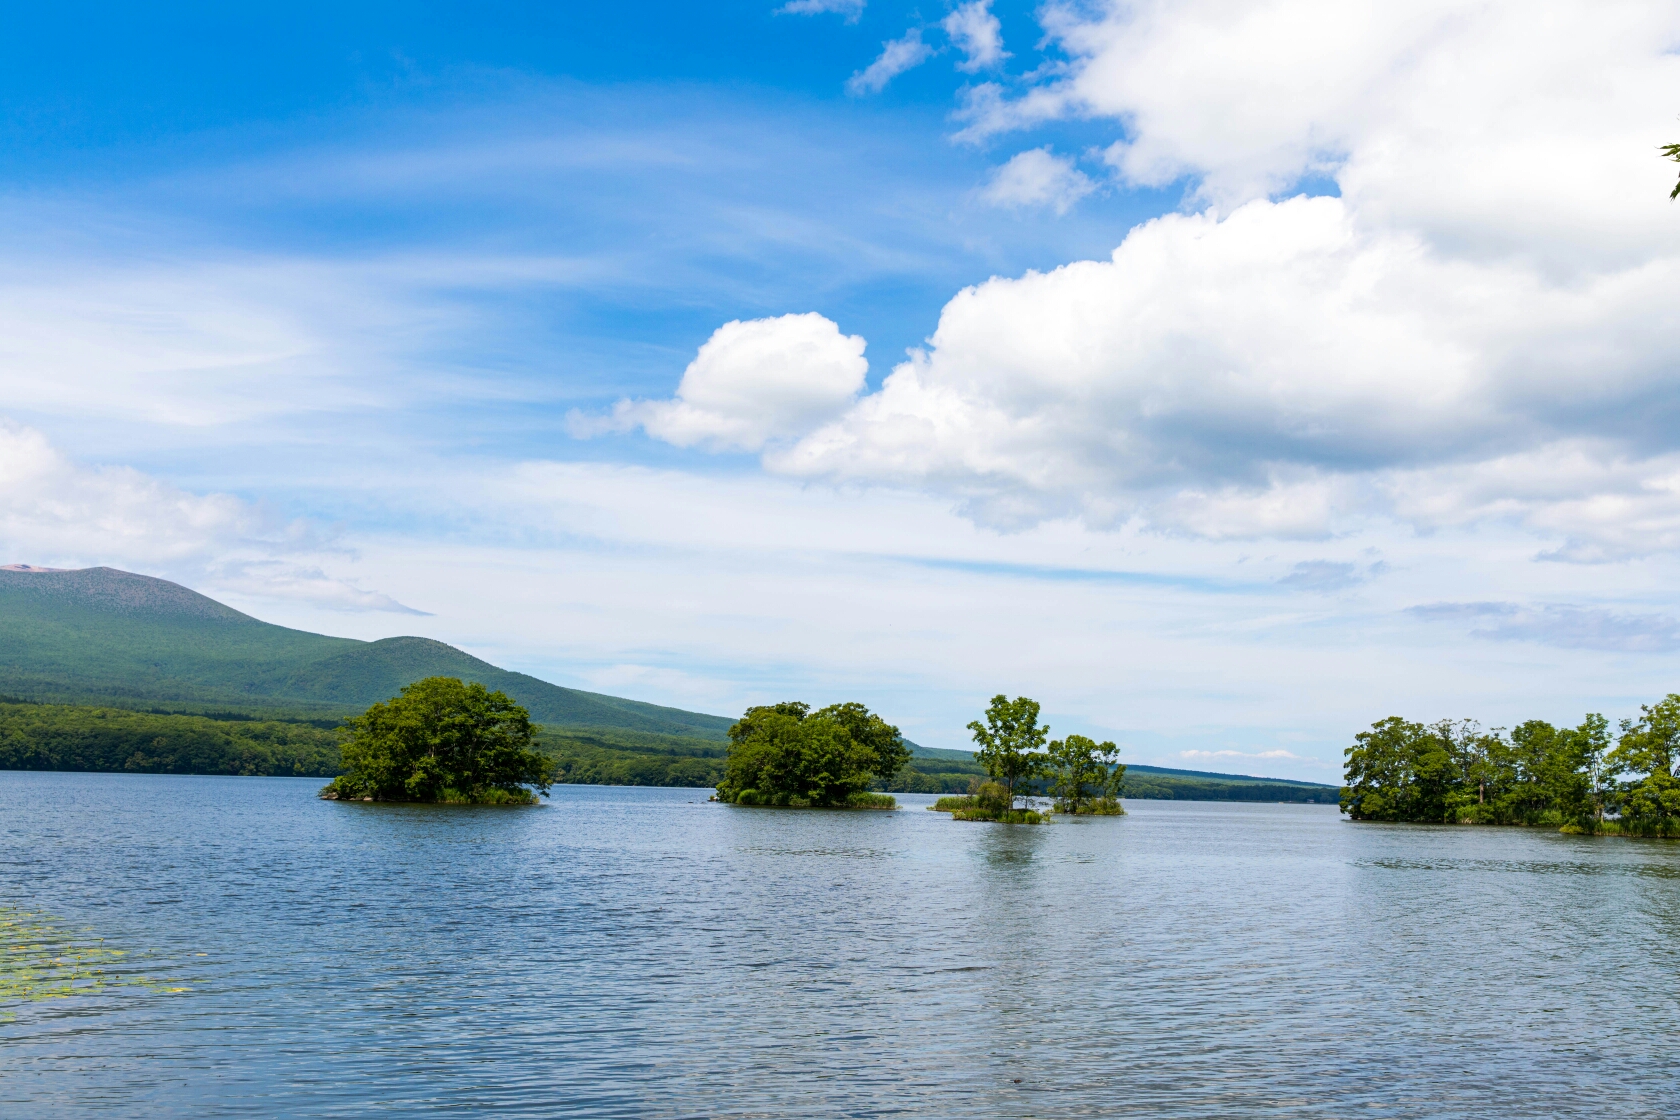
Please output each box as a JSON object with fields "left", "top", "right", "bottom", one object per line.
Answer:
{"left": 0, "top": 566, "right": 734, "bottom": 738}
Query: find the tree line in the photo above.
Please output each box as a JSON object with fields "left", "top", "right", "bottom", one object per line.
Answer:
{"left": 1341, "top": 693, "right": 1680, "bottom": 836}
{"left": 0, "top": 700, "right": 341, "bottom": 776}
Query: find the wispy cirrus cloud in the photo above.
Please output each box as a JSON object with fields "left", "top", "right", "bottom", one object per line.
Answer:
{"left": 846, "top": 30, "right": 933, "bottom": 95}
{"left": 776, "top": 0, "right": 864, "bottom": 21}
{"left": 1278, "top": 560, "right": 1387, "bottom": 592}
{"left": 0, "top": 419, "right": 424, "bottom": 614}
{"left": 1408, "top": 602, "right": 1680, "bottom": 653}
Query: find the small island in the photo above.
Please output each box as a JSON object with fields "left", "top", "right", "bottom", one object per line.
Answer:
{"left": 1341, "top": 691, "right": 1680, "bottom": 837}
{"left": 320, "top": 676, "right": 554, "bottom": 804}
{"left": 713, "top": 700, "right": 907, "bottom": 809}
{"left": 932, "top": 696, "right": 1127, "bottom": 824}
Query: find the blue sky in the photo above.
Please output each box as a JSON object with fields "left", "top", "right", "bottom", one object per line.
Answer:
{"left": 3, "top": 0, "right": 1680, "bottom": 777}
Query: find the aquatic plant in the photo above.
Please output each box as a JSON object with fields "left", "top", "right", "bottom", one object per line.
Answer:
{"left": 0, "top": 907, "right": 188, "bottom": 1018}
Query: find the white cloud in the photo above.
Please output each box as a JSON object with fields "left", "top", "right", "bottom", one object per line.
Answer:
{"left": 652, "top": 3, "right": 1680, "bottom": 553}
{"left": 958, "top": 0, "right": 1680, "bottom": 255}
{"left": 846, "top": 30, "right": 934, "bottom": 95}
{"left": 943, "top": 1, "right": 1009, "bottom": 71}
{"left": 981, "top": 148, "right": 1096, "bottom": 214}
{"left": 0, "top": 419, "right": 422, "bottom": 614}
{"left": 751, "top": 196, "right": 1677, "bottom": 542}
{"left": 777, "top": 0, "right": 864, "bottom": 20}
{"left": 574, "top": 313, "right": 868, "bottom": 452}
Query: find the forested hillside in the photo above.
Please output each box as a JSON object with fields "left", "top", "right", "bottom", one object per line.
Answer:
{"left": 0, "top": 566, "right": 733, "bottom": 737}
{"left": 0, "top": 701, "right": 341, "bottom": 777}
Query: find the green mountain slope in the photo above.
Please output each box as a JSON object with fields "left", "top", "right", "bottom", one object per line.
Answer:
{"left": 0, "top": 567, "right": 733, "bottom": 738}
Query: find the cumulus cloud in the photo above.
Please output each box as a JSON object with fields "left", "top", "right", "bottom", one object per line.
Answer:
{"left": 645, "top": 2, "right": 1680, "bottom": 554}
{"left": 0, "top": 419, "right": 424, "bottom": 613}
{"left": 846, "top": 30, "right": 934, "bottom": 95}
{"left": 574, "top": 313, "right": 868, "bottom": 452}
{"left": 754, "top": 195, "right": 1677, "bottom": 535}
{"left": 1408, "top": 602, "right": 1680, "bottom": 653}
{"left": 981, "top": 148, "right": 1096, "bottom": 214}
{"left": 776, "top": 0, "right": 864, "bottom": 21}
{"left": 943, "top": 1, "right": 1008, "bottom": 71}
{"left": 956, "top": 0, "right": 1680, "bottom": 233}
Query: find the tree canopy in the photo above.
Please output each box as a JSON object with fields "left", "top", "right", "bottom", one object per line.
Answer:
{"left": 1049, "top": 734, "right": 1125, "bottom": 815}
{"left": 321, "top": 676, "right": 553, "bottom": 804}
{"left": 1611, "top": 695, "right": 1680, "bottom": 832}
{"left": 1335, "top": 699, "right": 1680, "bottom": 833}
{"left": 968, "top": 694, "right": 1049, "bottom": 811}
{"left": 714, "top": 700, "right": 904, "bottom": 808}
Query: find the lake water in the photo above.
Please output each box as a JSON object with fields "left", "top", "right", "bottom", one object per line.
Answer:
{"left": 2, "top": 772, "right": 1677, "bottom": 1118}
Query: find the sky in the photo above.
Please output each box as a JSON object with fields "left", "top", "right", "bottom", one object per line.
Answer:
{"left": 2, "top": 0, "right": 1679, "bottom": 779}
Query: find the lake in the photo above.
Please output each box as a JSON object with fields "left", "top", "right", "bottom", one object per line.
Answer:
{"left": 2, "top": 771, "right": 1677, "bottom": 1117}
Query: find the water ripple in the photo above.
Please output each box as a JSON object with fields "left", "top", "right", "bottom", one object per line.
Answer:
{"left": 0, "top": 776, "right": 1677, "bottom": 1117}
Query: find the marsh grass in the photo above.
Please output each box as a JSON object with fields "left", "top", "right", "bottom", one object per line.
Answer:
{"left": 728, "top": 789, "right": 897, "bottom": 810}
{"left": 1559, "top": 818, "right": 1680, "bottom": 838}
{"left": 950, "top": 807, "right": 1049, "bottom": 824}
{"left": 1057, "top": 796, "right": 1125, "bottom": 816}
{"left": 434, "top": 786, "right": 539, "bottom": 805}
{"left": 930, "top": 782, "right": 1050, "bottom": 824}
{"left": 0, "top": 907, "right": 188, "bottom": 1020}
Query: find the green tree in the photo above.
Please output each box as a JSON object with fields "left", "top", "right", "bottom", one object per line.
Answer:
{"left": 1048, "top": 734, "right": 1124, "bottom": 814}
{"left": 968, "top": 695, "right": 1049, "bottom": 812}
{"left": 715, "top": 700, "right": 902, "bottom": 807}
{"left": 321, "top": 677, "right": 552, "bottom": 803}
{"left": 1439, "top": 720, "right": 1517, "bottom": 824}
{"left": 1341, "top": 716, "right": 1456, "bottom": 822}
{"left": 1546, "top": 714, "right": 1612, "bottom": 830}
{"left": 1572, "top": 714, "right": 1616, "bottom": 827}
{"left": 812, "top": 701, "right": 911, "bottom": 784}
{"left": 1609, "top": 694, "right": 1680, "bottom": 835}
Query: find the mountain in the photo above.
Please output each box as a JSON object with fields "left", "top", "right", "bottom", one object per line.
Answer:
{"left": 0, "top": 566, "right": 734, "bottom": 738}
